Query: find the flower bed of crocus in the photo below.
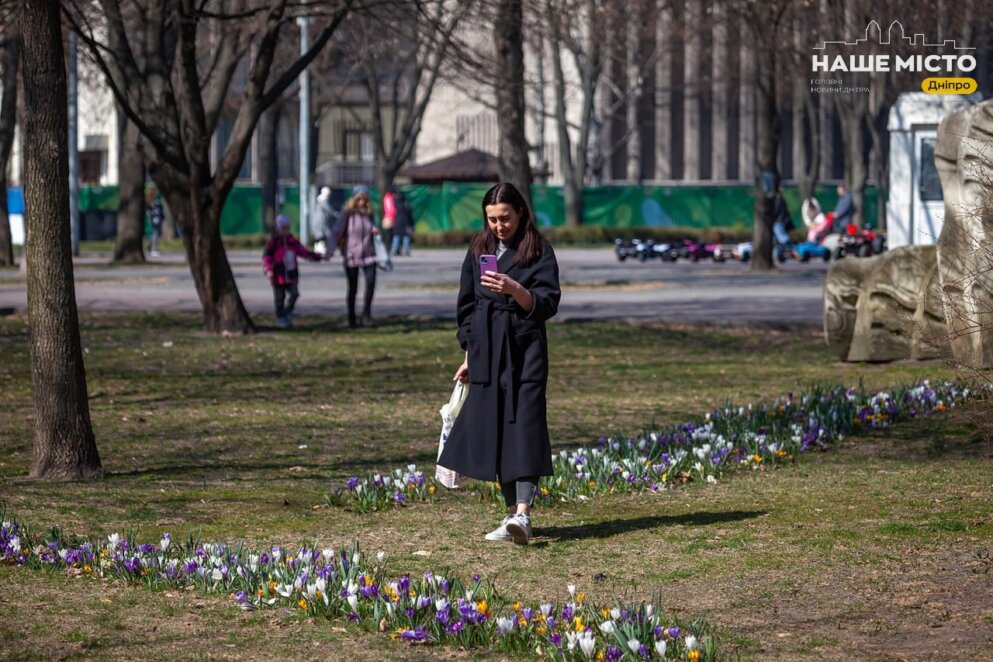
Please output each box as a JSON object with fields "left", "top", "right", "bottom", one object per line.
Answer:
{"left": 325, "top": 380, "right": 985, "bottom": 512}
{"left": 0, "top": 518, "right": 718, "bottom": 660}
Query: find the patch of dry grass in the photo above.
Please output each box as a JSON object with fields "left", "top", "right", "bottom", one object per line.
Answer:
{"left": 1, "top": 312, "right": 991, "bottom": 659}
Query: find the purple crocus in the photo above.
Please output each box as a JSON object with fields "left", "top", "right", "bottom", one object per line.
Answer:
{"left": 345, "top": 476, "right": 360, "bottom": 490}
{"left": 400, "top": 626, "right": 427, "bottom": 641}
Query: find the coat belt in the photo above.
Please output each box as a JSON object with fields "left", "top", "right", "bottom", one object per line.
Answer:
{"left": 473, "top": 299, "right": 520, "bottom": 423}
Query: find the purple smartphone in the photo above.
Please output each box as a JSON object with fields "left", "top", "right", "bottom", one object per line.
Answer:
{"left": 479, "top": 254, "right": 499, "bottom": 276}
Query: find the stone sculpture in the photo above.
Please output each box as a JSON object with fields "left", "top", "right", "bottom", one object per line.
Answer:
{"left": 824, "top": 246, "right": 949, "bottom": 362}
{"left": 826, "top": 97, "right": 993, "bottom": 366}
{"left": 934, "top": 100, "right": 993, "bottom": 370}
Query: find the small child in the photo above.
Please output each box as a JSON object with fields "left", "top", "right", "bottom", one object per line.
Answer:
{"left": 262, "top": 215, "right": 325, "bottom": 328}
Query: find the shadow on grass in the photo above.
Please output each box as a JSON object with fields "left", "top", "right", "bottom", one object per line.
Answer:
{"left": 534, "top": 510, "right": 765, "bottom": 544}
{"left": 103, "top": 450, "right": 440, "bottom": 480}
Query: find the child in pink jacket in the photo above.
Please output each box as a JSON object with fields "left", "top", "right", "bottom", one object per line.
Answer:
{"left": 262, "top": 215, "right": 325, "bottom": 328}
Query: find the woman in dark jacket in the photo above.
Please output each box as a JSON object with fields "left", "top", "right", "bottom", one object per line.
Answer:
{"left": 438, "top": 182, "right": 561, "bottom": 545}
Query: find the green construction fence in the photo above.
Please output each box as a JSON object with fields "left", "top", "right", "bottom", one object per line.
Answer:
{"left": 76, "top": 182, "right": 879, "bottom": 235}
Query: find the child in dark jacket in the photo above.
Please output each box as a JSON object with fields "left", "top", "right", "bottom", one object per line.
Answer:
{"left": 262, "top": 215, "right": 325, "bottom": 328}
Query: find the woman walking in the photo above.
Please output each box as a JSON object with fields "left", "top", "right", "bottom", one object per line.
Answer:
{"left": 327, "top": 186, "right": 380, "bottom": 328}
{"left": 438, "top": 182, "right": 561, "bottom": 545}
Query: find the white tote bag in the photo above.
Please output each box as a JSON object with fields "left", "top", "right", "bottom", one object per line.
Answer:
{"left": 436, "top": 381, "right": 470, "bottom": 488}
{"left": 374, "top": 234, "right": 393, "bottom": 271}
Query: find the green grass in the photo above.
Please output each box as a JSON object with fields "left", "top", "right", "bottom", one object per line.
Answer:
{"left": 1, "top": 312, "right": 992, "bottom": 659}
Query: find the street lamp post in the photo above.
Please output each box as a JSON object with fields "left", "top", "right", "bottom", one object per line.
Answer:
{"left": 297, "top": 16, "right": 311, "bottom": 246}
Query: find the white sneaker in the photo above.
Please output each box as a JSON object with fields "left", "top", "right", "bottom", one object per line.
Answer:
{"left": 505, "top": 514, "right": 532, "bottom": 545}
{"left": 484, "top": 516, "right": 514, "bottom": 542}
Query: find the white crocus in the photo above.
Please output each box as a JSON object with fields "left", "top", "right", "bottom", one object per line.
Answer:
{"left": 567, "top": 583, "right": 576, "bottom": 598}
{"left": 610, "top": 607, "right": 621, "bottom": 620}
{"left": 578, "top": 632, "right": 596, "bottom": 658}
{"left": 685, "top": 635, "right": 698, "bottom": 650}
{"left": 599, "top": 620, "right": 615, "bottom": 634}
{"left": 655, "top": 639, "right": 667, "bottom": 657}
{"left": 347, "top": 594, "right": 359, "bottom": 612}
{"left": 628, "top": 638, "right": 642, "bottom": 653}
{"left": 352, "top": 552, "right": 361, "bottom": 565}
{"left": 107, "top": 533, "right": 120, "bottom": 548}
{"left": 496, "top": 616, "right": 515, "bottom": 635}
{"left": 377, "top": 551, "right": 386, "bottom": 563}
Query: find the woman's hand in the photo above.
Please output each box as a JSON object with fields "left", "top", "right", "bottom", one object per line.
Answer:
{"left": 454, "top": 358, "right": 469, "bottom": 384}
{"left": 481, "top": 271, "right": 534, "bottom": 312}
{"left": 480, "top": 271, "right": 520, "bottom": 296}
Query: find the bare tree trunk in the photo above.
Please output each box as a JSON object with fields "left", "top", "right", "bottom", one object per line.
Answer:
{"left": 796, "top": 88, "right": 820, "bottom": 202}
{"left": 838, "top": 107, "right": 867, "bottom": 228}
{"left": 158, "top": 179, "right": 255, "bottom": 334}
{"left": 752, "top": 32, "right": 780, "bottom": 272}
{"left": 494, "top": 0, "right": 534, "bottom": 208}
{"left": 0, "top": 24, "right": 19, "bottom": 266}
{"left": 113, "top": 109, "right": 146, "bottom": 262}
{"left": 21, "top": 0, "right": 101, "bottom": 480}
{"left": 259, "top": 102, "right": 281, "bottom": 233}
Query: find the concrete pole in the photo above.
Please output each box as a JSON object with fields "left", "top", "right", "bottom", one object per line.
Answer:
{"left": 297, "top": 17, "right": 311, "bottom": 246}
{"left": 654, "top": 4, "right": 672, "bottom": 180}
{"left": 738, "top": 41, "right": 757, "bottom": 182}
{"left": 711, "top": 1, "right": 729, "bottom": 180}
{"left": 682, "top": 0, "right": 701, "bottom": 180}
{"left": 68, "top": 32, "right": 79, "bottom": 256}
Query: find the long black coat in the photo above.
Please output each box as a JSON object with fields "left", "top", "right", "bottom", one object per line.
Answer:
{"left": 438, "top": 241, "right": 561, "bottom": 483}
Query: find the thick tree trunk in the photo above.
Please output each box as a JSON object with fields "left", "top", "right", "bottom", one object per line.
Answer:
{"left": 161, "top": 183, "right": 254, "bottom": 335}
{"left": 494, "top": 0, "right": 534, "bottom": 210}
{"left": 113, "top": 110, "right": 146, "bottom": 262}
{"left": 751, "top": 41, "right": 779, "bottom": 272}
{"left": 0, "top": 25, "right": 19, "bottom": 266}
{"left": 563, "top": 178, "right": 584, "bottom": 229}
{"left": 258, "top": 102, "right": 280, "bottom": 233}
{"left": 20, "top": 0, "right": 101, "bottom": 480}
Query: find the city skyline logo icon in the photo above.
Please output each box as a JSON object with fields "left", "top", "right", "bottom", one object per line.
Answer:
{"left": 813, "top": 20, "right": 975, "bottom": 52}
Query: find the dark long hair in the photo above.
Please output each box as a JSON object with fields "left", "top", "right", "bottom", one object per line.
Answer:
{"left": 470, "top": 182, "right": 545, "bottom": 266}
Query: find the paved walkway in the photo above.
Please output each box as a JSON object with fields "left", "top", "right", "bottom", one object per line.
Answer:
{"left": 0, "top": 248, "right": 827, "bottom": 324}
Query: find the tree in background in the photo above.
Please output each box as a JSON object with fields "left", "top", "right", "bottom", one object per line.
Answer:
{"left": 314, "top": 1, "right": 473, "bottom": 194}
{"left": 729, "top": 0, "right": 793, "bottom": 271}
{"left": 0, "top": 13, "right": 19, "bottom": 267}
{"left": 65, "top": 0, "right": 351, "bottom": 334}
{"left": 544, "top": 0, "right": 605, "bottom": 227}
{"left": 113, "top": 107, "right": 147, "bottom": 262}
{"left": 20, "top": 0, "right": 102, "bottom": 479}
{"left": 493, "top": 0, "right": 533, "bottom": 209}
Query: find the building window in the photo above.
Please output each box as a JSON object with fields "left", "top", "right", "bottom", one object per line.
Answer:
{"left": 919, "top": 137, "right": 942, "bottom": 202}
{"left": 79, "top": 150, "right": 104, "bottom": 184}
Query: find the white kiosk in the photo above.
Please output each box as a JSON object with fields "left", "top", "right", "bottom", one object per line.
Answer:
{"left": 887, "top": 92, "right": 977, "bottom": 248}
